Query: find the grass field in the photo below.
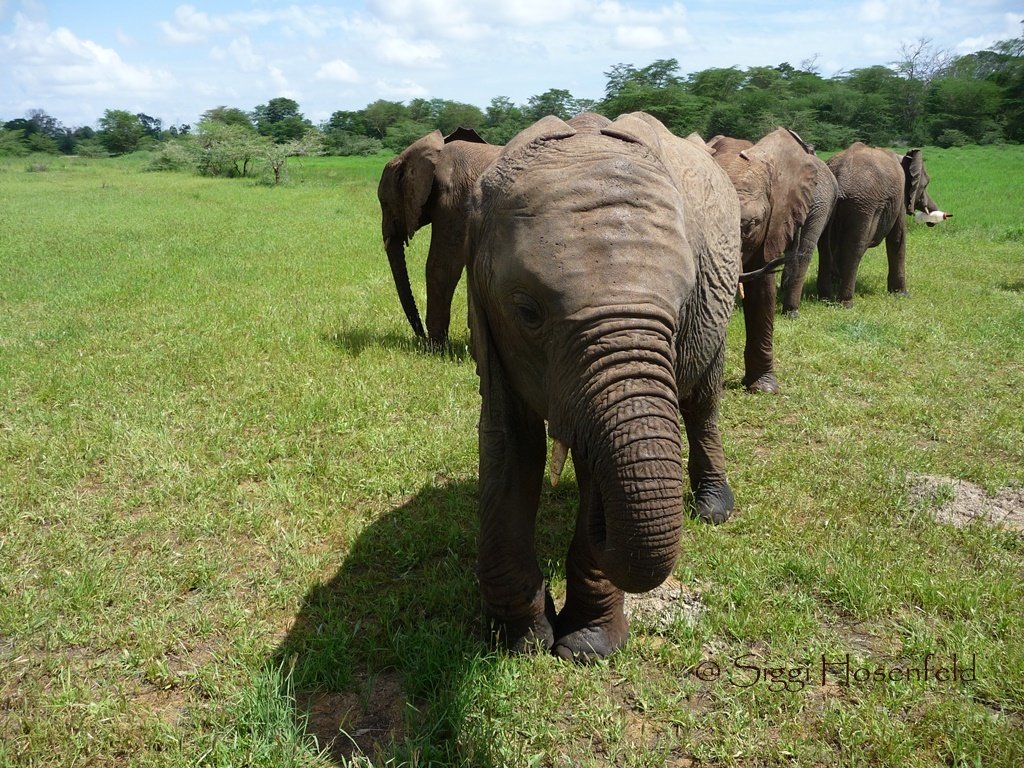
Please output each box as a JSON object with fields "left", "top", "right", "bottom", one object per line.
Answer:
{"left": 1, "top": 143, "right": 1022, "bottom": 767}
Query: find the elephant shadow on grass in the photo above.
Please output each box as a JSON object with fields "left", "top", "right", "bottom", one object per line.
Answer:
{"left": 320, "top": 327, "right": 472, "bottom": 362}
{"left": 271, "top": 478, "right": 577, "bottom": 765}
{"left": 793, "top": 267, "right": 882, "bottom": 307}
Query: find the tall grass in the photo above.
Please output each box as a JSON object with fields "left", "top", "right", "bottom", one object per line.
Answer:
{"left": 0, "top": 145, "right": 1021, "bottom": 767}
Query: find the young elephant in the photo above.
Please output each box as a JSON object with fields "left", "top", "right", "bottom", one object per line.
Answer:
{"left": 818, "top": 143, "right": 942, "bottom": 307}
{"left": 466, "top": 112, "right": 741, "bottom": 661}
{"left": 707, "top": 129, "right": 828, "bottom": 393}
{"left": 377, "top": 128, "right": 502, "bottom": 346}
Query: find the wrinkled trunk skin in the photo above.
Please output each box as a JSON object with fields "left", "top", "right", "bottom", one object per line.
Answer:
{"left": 549, "top": 316, "right": 685, "bottom": 659}
{"left": 384, "top": 234, "right": 425, "bottom": 339}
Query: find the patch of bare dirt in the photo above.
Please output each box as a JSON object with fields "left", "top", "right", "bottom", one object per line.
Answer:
{"left": 907, "top": 474, "right": 1024, "bottom": 533}
{"left": 295, "top": 671, "right": 407, "bottom": 762}
{"left": 623, "top": 576, "right": 704, "bottom": 632}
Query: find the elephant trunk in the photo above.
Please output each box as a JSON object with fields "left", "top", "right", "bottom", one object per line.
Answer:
{"left": 561, "top": 310, "right": 685, "bottom": 593}
{"left": 384, "top": 232, "right": 426, "bottom": 339}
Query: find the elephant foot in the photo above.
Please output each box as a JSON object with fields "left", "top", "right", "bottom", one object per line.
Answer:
{"left": 553, "top": 607, "right": 629, "bottom": 663}
{"left": 742, "top": 372, "right": 781, "bottom": 395}
{"left": 889, "top": 288, "right": 910, "bottom": 298}
{"left": 782, "top": 308, "right": 800, "bottom": 319}
{"left": 487, "top": 590, "right": 556, "bottom": 654}
{"left": 691, "top": 478, "right": 735, "bottom": 525}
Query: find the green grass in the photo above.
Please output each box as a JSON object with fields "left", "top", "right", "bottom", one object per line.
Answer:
{"left": 1, "top": 145, "right": 1022, "bottom": 767}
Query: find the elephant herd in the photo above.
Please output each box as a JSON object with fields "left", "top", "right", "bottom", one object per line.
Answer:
{"left": 375, "top": 112, "right": 945, "bottom": 661}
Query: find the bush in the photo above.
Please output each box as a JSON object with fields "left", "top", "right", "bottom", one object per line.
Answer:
{"left": 323, "top": 131, "right": 383, "bottom": 156}
{"left": 934, "top": 128, "right": 970, "bottom": 148}
{"left": 146, "top": 141, "right": 193, "bottom": 171}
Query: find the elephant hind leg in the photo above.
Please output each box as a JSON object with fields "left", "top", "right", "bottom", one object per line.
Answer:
{"left": 885, "top": 216, "right": 908, "bottom": 296}
{"left": 424, "top": 232, "right": 468, "bottom": 347}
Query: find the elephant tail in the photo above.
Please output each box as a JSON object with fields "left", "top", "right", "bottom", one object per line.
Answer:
{"left": 385, "top": 232, "right": 426, "bottom": 339}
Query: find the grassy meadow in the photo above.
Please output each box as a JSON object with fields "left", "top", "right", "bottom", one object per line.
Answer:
{"left": 0, "top": 144, "right": 1022, "bottom": 767}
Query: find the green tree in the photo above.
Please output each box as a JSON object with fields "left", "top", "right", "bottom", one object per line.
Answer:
{"left": 481, "top": 96, "right": 528, "bottom": 143}
{"left": 98, "top": 109, "right": 146, "bottom": 154}
{"left": 382, "top": 118, "right": 436, "bottom": 152}
{"left": 525, "top": 88, "right": 581, "bottom": 120}
{"left": 191, "top": 119, "right": 267, "bottom": 176}
{"left": 363, "top": 100, "right": 408, "bottom": 140}
{"left": 435, "top": 100, "right": 485, "bottom": 135}
{"left": 252, "top": 97, "right": 313, "bottom": 143}
{"left": 202, "top": 106, "right": 254, "bottom": 129}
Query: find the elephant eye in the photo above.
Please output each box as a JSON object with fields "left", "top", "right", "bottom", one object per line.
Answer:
{"left": 511, "top": 292, "right": 545, "bottom": 331}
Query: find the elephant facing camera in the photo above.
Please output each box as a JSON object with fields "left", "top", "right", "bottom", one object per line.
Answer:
{"left": 466, "top": 112, "right": 742, "bottom": 662}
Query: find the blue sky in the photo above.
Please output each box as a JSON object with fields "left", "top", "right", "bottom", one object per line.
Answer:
{"left": 1, "top": 0, "right": 1020, "bottom": 129}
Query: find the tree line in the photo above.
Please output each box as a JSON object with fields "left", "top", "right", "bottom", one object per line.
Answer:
{"left": 2, "top": 31, "right": 1020, "bottom": 166}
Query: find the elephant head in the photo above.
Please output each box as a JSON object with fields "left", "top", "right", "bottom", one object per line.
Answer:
{"left": 901, "top": 149, "right": 939, "bottom": 217}
{"left": 377, "top": 128, "right": 500, "bottom": 344}
{"left": 708, "top": 128, "right": 818, "bottom": 393}
{"left": 467, "top": 112, "right": 740, "bottom": 659}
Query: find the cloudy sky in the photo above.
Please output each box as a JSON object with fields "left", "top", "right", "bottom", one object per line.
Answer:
{"left": 1, "top": 0, "right": 1021, "bottom": 129}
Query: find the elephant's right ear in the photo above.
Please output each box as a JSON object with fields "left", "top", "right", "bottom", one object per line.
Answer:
{"left": 902, "top": 149, "right": 925, "bottom": 215}
{"left": 378, "top": 130, "right": 444, "bottom": 244}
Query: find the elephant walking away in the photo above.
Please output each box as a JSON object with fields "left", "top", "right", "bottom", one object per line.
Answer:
{"left": 467, "top": 112, "right": 741, "bottom": 661}
{"left": 818, "top": 143, "right": 944, "bottom": 307}
{"left": 706, "top": 129, "right": 833, "bottom": 393}
{"left": 377, "top": 128, "right": 502, "bottom": 346}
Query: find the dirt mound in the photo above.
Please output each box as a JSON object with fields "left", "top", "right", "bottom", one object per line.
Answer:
{"left": 623, "top": 576, "right": 704, "bottom": 631}
{"left": 907, "top": 473, "right": 1024, "bottom": 533}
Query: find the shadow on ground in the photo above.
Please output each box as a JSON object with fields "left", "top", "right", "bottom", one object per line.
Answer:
{"left": 271, "top": 478, "right": 576, "bottom": 765}
{"left": 320, "top": 326, "right": 472, "bottom": 362}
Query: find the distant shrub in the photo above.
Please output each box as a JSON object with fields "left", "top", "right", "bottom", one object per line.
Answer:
{"left": 323, "top": 132, "right": 383, "bottom": 156}
{"left": 147, "top": 141, "right": 193, "bottom": 171}
{"left": 935, "top": 129, "right": 970, "bottom": 148}
{"left": 25, "top": 162, "right": 49, "bottom": 172}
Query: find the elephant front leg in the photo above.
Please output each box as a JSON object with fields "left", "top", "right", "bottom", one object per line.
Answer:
{"left": 476, "top": 406, "right": 555, "bottom": 654}
{"left": 740, "top": 271, "right": 780, "bottom": 394}
{"left": 681, "top": 344, "right": 735, "bottom": 525}
{"left": 554, "top": 463, "right": 628, "bottom": 662}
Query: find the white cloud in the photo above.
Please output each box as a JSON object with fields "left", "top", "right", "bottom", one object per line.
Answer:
{"left": 316, "top": 58, "right": 360, "bottom": 83}
{"left": 160, "top": 4, "right": 227, "bottom": 44}
{"left": 376, "top": 37, "right": 442, "bottom": 66}
{"left": 613, "top": 25, "right": 668, "bottom": 49}
{"left": 268, "top": 65, "right": 289, "bottom": 92}
{"left": 1, "top": 13, "right": 175, "bottom": 96}
{"left": 225, "top": 36, "right": 262, "bottom": 71}
{"left": 375, "top": 77, "right": 429, "bottom": 99}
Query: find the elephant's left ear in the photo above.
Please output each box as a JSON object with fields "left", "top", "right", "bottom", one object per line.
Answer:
{"left": 902, "top": 150, "right": 925, "bottom": 215}
{"left": 444, "top": 126, "right": 488, "bottom": 145}
{"left": 748, "top": 131, "right": 817, "bottom": 262}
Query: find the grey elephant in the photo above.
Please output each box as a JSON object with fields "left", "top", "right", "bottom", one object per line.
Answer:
{"left": 817, "top": 142, "right": 943, "bottom": 307}
{"left": 466, "top": 112, "right": 742, "bottom": 661}
{"left": 377, "top": 128, "right": 502, "bottom": 346}
{"left": 706, "top": 128, "right": 836, "bottom": 393}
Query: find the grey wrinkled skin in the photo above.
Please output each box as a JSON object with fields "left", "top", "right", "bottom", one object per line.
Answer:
{"left": 377, "top": 129, "right": 502, "bottom": 346}
{"left": 779, "top": 160, "right": 839, "bottom": 317}
{"left": 466, "top": 112, "right": 741, "bottom": 662}
{"left": 706, "top": 128, "right": 830, "bottom": 394}
{"left": 817, "top": 142, "right": 941, "bottom": 308}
